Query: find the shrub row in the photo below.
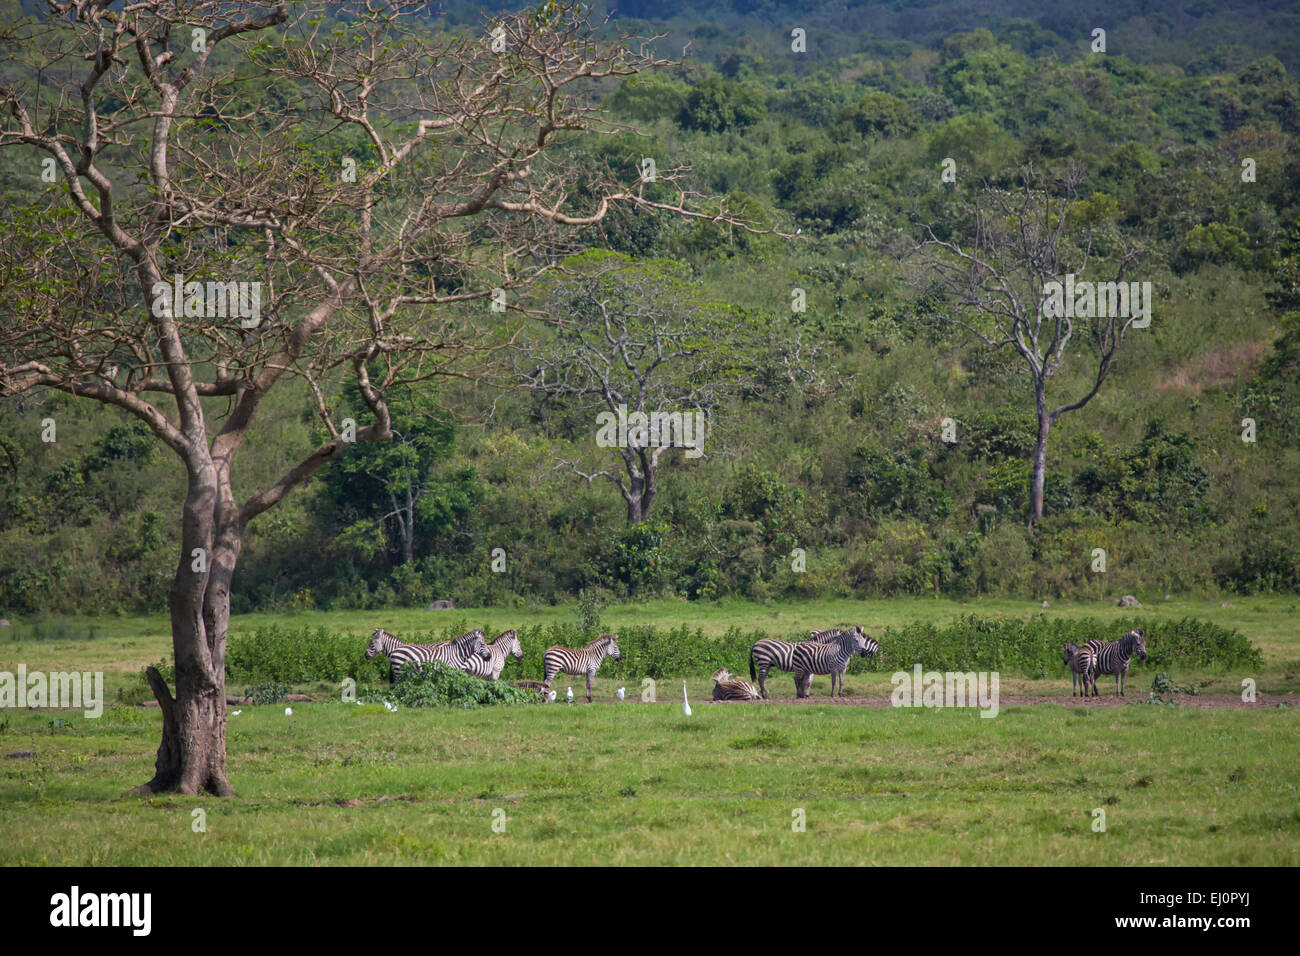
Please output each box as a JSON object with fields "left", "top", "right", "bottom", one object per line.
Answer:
{"left": 223, "top": 614, "right": 1262, "bottom": 686}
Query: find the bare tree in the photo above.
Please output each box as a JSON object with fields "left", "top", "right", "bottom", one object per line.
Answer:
{"left": 916, "top": 165, "right": 1142, "bottom": 528}
{"left": 0, "top": 0, "right": 773, "bottom": 795}
{"left": 519, "top": 252, "right": 756, "bottom": 524}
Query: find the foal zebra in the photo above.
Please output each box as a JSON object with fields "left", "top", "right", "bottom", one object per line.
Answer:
{"left": 1064, "top": 642, "right": 1096, "bottom": 697}
{"left": 542, "top": 634, "right": 621, "bottom": 703}
{"left": 460, "top": 629, "right": 524, "bottom": 681}
{"left": 793, "top": 627, "right": 872, "bottom": 698}
{"left": 365, "top": 628, "right": 491, "bottom": 681}
{"left": 711, "top": 667, "right": 761, "bottom": 701}
{"left": 1085, "top": 629, "right": 1147, "bottom": 697}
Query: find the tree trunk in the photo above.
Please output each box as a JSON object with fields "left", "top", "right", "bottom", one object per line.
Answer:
{"left": 402, "top": 486, "right": 415, "bottom": 565}
{"left": 1029, "top": 387, "right": 1050, "bottom": 529}
{"left": 129, "top": 470, "right": 236, "bottom": 797}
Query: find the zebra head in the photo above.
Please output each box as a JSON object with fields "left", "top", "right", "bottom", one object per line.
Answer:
{"left": 1126, "top": 629, "right": 1147, "bottom": 661}
{"left": 602, "top": 634, "right": 622, "bottom": 662}
{"left": 1063, "top": 642, "right": 1079, "bottom": 666}
{"left": 365, "top": 628, "right": 390, "bottom": 659}
{"left": 858, "top": 629, "right": 880, "bottom": 659}
{"left": 454, "top": 629, "right": 492, "bottom": 660}
{"left": 496, "top": 630, "right": 523, "bottom": 660}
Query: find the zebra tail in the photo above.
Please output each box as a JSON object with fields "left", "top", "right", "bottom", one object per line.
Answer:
{"left": 749, "top": 648, "right": 756, "bottom": 681}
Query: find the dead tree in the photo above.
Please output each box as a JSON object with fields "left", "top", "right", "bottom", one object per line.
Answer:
{"left": 916, "top": 165, "right": 1142, "bottom": 528}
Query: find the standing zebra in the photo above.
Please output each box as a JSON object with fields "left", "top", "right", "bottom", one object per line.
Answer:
{"left": 542, "top": 634, "right": 621, "bottom": 703}
{"left": 1084, "top": 629, "right": 1147, "bottom": 697}
{"left": 793, "top": 627, "right": 872, "bottom": 698}
{"left": 748, "top": 637, "right": 803, "bottom": 699}
{"left": 804, "top": 626, "right": 880, "bottom": 697}
{"left": 1064, "top": 642, "right": 1096, "bottom": 697}
{"left": 460, "top": 629, "right": 524, "bottom": 681}
{"left": 365, "top": 628, "right": 491, "bottom": 681}
{"left": 711, "top": 667, "right": 762, "bottom": 701}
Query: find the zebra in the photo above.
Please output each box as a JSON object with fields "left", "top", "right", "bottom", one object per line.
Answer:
{"left": 364, "top": 627, "right": 491, "bottom": 681}
{"left": 748, "top": 629, "right": 841, "bottom": 699}
{"left": 792, "top": 627, "right": 871, "bottom": 698}
{"left": 804, "top": 626, "right": 880, "bottom": 697}
{"left": 711, "top": 667, "right": 761, "bottom": 701}
{"left": 461, "top": 629, "right": 524, "bottom": 680}
{"left": 1064, "top": 642, "right": 1096, "bottom": 697}
{"left": 1085, "top": 629, "right": 1147, "bottom": 697}
{"left": 542, "top": 634, "right": 621, "bottom": 703}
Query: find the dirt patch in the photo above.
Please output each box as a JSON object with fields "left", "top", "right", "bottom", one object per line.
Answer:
{"left": 651, "top": 693, "right": 1297, "bottom": 710}
{"left": 1152, "top": 340, "right": 1270, "bottom": 395}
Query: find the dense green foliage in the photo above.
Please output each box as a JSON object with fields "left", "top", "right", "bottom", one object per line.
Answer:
{"left": 360, "top": 662, "right": 538, "bottom": 709}
{"left": 2, "top": 1, "right": 1298, "bottom": 616}
{"left": 221, "top": 613, "right": 1260, "bottom": 685}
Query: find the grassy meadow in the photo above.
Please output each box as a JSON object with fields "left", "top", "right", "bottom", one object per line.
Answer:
{"left": 1, "top": 596, "right": 1297, "bottom": 865}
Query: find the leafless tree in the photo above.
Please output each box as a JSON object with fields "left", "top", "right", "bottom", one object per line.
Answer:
{"left": 0, "top": 0, "right": 775, "bottom": 795}
{"left": 518, "top": 253, "right": 757, "bottom": 524}
{"left": 916, "top": 165, "right": 1142, "bottom": 528}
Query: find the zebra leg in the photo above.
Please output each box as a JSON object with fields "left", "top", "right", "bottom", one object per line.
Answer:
{"left": 758, "top": 666, "right": 768, "bottom": 699}
{"left": 586, "top": 670, "right": 593, "bottom": 703}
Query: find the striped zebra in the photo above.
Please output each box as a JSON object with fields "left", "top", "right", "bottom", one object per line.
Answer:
{"left": 1064, "top": 642, "right": 1096, "bottom": 697}
{"left": 542, "top": 634, "right": 621, "bottom": 702}
{"left": 748, "top": 638, "right": 804, "bottom": 699}
{"left": 1085, "top": 629, "right": 1147, "bottom": 697}
{"left": 805, "top": 626, "right": 880, "bottom": 697}
{"left": 711, "top": 667, "right": 761, "bottom": 701}
{"left": 460, "top": 630, "right": 524, "bottom": 681}
{"left": 792, "top": 627, "right": 870, "bottom": 698}
{"left": 364, "top": 627, "right": 491, "bottom": 681}
{"left": 748, "top": 629, "right": 843, "bottom": 699}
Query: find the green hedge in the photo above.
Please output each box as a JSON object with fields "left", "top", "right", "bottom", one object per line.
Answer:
{"left": 223, "top": 614, "right": 1262, "bottom": 685}
{"left": 359, "top": 662, "right": 537, "bottom": 709}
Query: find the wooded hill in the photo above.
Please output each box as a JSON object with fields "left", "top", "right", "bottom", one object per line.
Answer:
{"left": 1, "top": 0, "right": 1297, "bottom": 615}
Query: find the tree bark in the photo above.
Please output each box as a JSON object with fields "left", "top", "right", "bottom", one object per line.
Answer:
{"left": 129, "top": 466, "right": 238, "bottom": 797}
{"left": 1030, "top": 386, "right": 1050, "bottom": 528}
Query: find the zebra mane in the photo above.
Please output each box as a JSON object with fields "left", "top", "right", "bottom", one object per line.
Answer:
{"left": 492, "top": 630, "right": 518, "bottom": 642}
{"left": 587, "top": 634, "right": 616, "bottom": 648}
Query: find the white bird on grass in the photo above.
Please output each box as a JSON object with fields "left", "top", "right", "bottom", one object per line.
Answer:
{"left": 231, "top": 710, "right": 242, "bottom": 716}
{"left": 682, "top": 681, "right": 692, "bottom": 717}
{"left": 547, "top": 690, "right": 557, "bottom": 703}
{"left": 284, "top": 707, "right": 293, "bottom": 716}
{"left": 616, "top": 686, "right": 625, "bottom": 701}
{"left": 566, "top": 687, "right": 574, "bottom": 703}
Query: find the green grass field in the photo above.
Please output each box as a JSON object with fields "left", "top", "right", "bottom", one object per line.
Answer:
{"left": 2, "top": 596, "right": 1297, "bottom": 865}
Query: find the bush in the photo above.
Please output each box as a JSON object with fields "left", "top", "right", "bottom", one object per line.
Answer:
{"left": 360, "top": 662, "right": 537, "bottom": 709}
{"left": 862, "top": 615, "right": 1262, "bottom": 677}
{"left": 226, "top": 625, "right": 388, "bottom": 683}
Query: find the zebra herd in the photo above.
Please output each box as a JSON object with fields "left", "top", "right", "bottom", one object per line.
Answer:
{"left": 1063, "top": 629, "right": 1148, "bottom": 697}
{"left": 365, "top": 624, "right": 878, "bottom": 701}
{"left": 366, "top": 623, "right": 1147, "bottom": 702}
{"left": 365, "top": 627, "right": 621, "bottom": 702}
